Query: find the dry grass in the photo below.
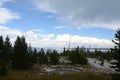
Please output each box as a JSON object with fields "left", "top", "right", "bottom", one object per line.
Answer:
{"left": 0, "top": 66, "right": 112, "bottom": 80}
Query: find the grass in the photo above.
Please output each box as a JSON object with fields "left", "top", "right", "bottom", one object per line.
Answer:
{"left": 0, "top": 65, "right": 112, "bottom": 80}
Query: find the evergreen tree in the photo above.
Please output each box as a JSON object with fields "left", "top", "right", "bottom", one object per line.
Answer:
{"left": 63, "top": 47, "right": 67, "bottom": 56}
{"left": 63, "top": 47, "right": 69, "bottom": 63}
{"left": 33, "top": 48, "right": 37, "bottom": 64}
{"left": 0, "top": 36, "right": 4, "bottom": 60}
{"left": 28, "top": 44, "right": 34, "bottom": 65}
{"left": 12, "top": 36, "right": 30, "bottom": 69}
{"left": 46, "top": 49, "right": 52, "bottom": 64}
{"left": 49, "top": 50, "right": 59, "bottom": 65}
{"left": 0, "top": 35, "right": 6, "bottom": 75}
{"left": 28, "top": 45, "right": 37, "bottom": 65}
{"left": 69, "top": 46, "right": 88, "bottom": 65}
{"left": 0, "top": 35, "right": 11, "bottom": 75}
{"left": 69, "top": 46, "right": 80, "bottom": 64}
{"left": 38, "top": 48, "right": 47, "bottom": 64}
{"left": 111, "top": 29, "right": 120, "bottom": 80}
{"left": 69, "top": 50, "right": 77, "bottom": 64}
{"left": 112, "top": 29, "right": 120, "bottom": 72}
{"left": 102, "top": 50, "right": 114, "bottom": 61}
{"left": 4, "top": 36, "right": 12, "bottom": 63}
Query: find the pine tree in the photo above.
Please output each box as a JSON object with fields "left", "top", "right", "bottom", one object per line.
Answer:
{"left": 0, "top": 35, "right": 11, "bottom": 75}
{"left": 0, "top": 35, "right": 6, "bottom": 75}
{"left": 112, "top": 29, "right": 120, "bottom": 72}
{"left": 38, "top": 48, "right": 48, "bottom": 64}
{"left": 28, "top": 44, "right": 34, "bottom": 65}
{"left": 111, "top": 29, "right": 120, "bottom": 79}
{"left": 46, "top": 49, "right": 52, "bottom": 64}
{"left": 33, "top": 48, "right": 37, "bottom": 64}
{"left": 4, "top": 36, "right": 12, "bottom": 63}
{"left": 12, "top": 36, "right": 30, "bottom": 69}
{"left": 49, "top": 50, "right": 59, "bottom": 65}
{"left": 62, "top": 47, "right": 68, "bottom": 63}
{"left": 68, "top": 46, "right": 88, "bottom": 65}
{"left": 0, "top": 36, "right": 4, "bottom": 60}
{"left": 29, "top": 48, "right": 37, "bottom": 65}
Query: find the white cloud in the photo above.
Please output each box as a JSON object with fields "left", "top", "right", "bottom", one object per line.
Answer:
{"left": 54, "top": 26, "right": 65, "bottom": 29}
{"left": 0, "top": 25, "right": 22, "bottom": 36}
{"left": 33, "top": 0, "right": 120, "bottom": 30}
{"left": 0, "top": 8, "right": 20, "bottom": 24}
{"left": 0, "top": 0, "right": 20, "bottom": 24}
{"left": 56, "top": 34, "right": 70, "bottom": 42}
{"left": 0, "top": 26, "right": 114, "bottom": 48}
{"left": 32, "top": 29, "right": 43, "bottom": 32}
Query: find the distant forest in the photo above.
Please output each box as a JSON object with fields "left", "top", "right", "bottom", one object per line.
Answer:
{"left": 0, "top": 34, "right": 114, "bottom": 75}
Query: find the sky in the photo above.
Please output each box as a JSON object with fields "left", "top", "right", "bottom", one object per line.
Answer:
{"left": 0, "top": 0, "right": 119, "bottom": 49}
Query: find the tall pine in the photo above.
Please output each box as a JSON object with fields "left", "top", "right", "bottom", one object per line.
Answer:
{"left": 49, "top": 50, "right": 59, "bottom": 65}
{"left": 12, "top": 36, "right": 30, "bottom": 69}
{"left": 111, "top": 29, "right": 120, "bottom": 80}
{"left": 112, "top": 29, "right": 120, "bottom": 72}
{"left": 0, "top": 35, "right": 6, "bottom": 75}
{"left": 0, "top": 36, "right": 4, "bottom": 61}
{"left": 0, "top": 36, "right": 11, "bottom": 75}
{"left": 38, "top": 48, "right": 48, "bottom": 64}
{"left": 4, "top": 36, "right": 12, "bottom": 64}
{"left": 33, "top": 48, "right": 37, "bottom": 64}
{"left": 28, "top": 47, "right": 37, "bottom": 65}
{"left": 68, "top": 46, "right": 88, "bottom": 65}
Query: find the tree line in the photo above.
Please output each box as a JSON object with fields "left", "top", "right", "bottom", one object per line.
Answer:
{"left": 0, "top": 36, "right": 60, "bottom": 75}
{"left": 0, "top": 35, "right": 89, "bottom": 75}
{"left": 0, "top": 29, "right": 120, "bottom": 79}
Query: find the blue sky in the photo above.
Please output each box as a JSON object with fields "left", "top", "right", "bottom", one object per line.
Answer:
{"left": 0, "top": 0, "right": 119, "bottom": 48}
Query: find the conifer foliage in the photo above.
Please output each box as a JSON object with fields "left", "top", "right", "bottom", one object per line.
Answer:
{"left": 38, "top": 48, "right": 47, "bottom": 64}
{"left": 68, "top": 46, "right": 88, "bottom": 65}
{"left": 112, "top": 29, "right": 120, "bottom": 72}
{"left": 11, "top": 36, "right": 30, "bottom": 69}
{"left": 111, "top": 29, "right": 120, "bottom": 80}
{"left": 0, "top": 36, "right": 11, "bottom": 75}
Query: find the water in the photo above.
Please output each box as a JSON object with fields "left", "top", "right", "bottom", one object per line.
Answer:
{"left": 48, "top": 70, "right": 76, "bottom": 75}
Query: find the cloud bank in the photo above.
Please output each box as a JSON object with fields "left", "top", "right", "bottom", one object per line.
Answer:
{"left": 34, "top": 0, "right": 120, "bottom": 30}
{"left": 0, "top": 26, "right": 114, "bottom": 48}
